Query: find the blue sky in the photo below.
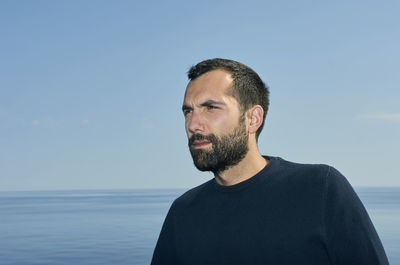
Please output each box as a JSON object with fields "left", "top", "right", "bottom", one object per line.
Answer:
{"left": 1, "top": 0, "right": 399, "bottom": 191}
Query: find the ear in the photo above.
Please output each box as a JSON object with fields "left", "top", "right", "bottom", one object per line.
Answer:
{"left": 247, "top": 105, "right": 264, "bottom": 135}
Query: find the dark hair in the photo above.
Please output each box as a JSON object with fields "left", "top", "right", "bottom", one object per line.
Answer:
{"left": 187, "top": 58, "right": 270, "bottom": 140}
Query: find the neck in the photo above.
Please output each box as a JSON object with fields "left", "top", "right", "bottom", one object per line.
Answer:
{"left": 214, "top": 149, "right": 268, "bottom": 186}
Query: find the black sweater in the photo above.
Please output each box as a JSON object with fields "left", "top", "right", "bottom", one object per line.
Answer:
{"left": 151, "top": 156, "right": 389, "bottom": 265}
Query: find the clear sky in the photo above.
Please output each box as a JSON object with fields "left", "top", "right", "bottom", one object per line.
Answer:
{"left": 1, "top": 0, "right": 399, "bottom": 191}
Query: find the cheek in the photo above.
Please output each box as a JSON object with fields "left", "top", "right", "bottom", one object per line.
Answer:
{"left": 184, "top": 120, "right": 190, "bottom": 135}
{"left": 209, "top": 114, "right": 236, "bottom": 133}
{"left": 184, "top": 118, "right": 195, "bottom": 137}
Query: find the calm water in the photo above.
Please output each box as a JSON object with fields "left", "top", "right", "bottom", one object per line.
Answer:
{"left": 0, "top": 188, "right": 399, "bottom": 265}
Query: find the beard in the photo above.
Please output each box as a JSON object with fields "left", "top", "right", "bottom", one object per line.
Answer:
{"left": 188, "top": 116, "right": 249, "bottom": 174}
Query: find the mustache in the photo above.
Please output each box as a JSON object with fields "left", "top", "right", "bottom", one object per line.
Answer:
{"left": 188, "top": 134, "right": 216, "bottom": 146}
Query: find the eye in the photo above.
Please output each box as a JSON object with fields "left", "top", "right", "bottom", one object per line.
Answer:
{"left": 183, "top": 109, "right": 192, "bottom": 116}
{"left": 207, "top": 105, "right": 218, "bottom": 110}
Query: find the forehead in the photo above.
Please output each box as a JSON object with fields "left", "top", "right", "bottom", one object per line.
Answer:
{"left": 184, "top": 69, "right": 235, "bottom": 102}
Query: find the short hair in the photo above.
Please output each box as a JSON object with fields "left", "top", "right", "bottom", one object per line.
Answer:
{"left": 187, "top": 58, "right": 270, "bottom": 140}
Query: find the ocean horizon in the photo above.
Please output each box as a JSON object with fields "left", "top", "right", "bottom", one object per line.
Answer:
{"left": 1, "top": 187, "right": 399, "bottom": 265}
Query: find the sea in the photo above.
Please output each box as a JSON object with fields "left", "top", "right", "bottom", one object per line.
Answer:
{"left": 0, "top": 187, "right": 399, "bottom": 265}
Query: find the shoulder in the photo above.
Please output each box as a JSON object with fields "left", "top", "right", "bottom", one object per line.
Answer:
{"left": 266, "top": 156, "right": 352, "bottom": 197}
{"left": 171, "top": 178, "right": 214, "bottom": 209}
{"left": 269, "top": 156, "right": 333, "bottom": 184}
{"left": 272, "top": 157, "right": 360, "bottom": 211}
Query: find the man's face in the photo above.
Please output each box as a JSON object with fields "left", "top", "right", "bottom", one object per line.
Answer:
{"left": 182, "top": 70, "right": 249, "bottom": 173}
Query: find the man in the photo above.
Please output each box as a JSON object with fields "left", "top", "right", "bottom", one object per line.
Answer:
{"left": 151, "top": 58, "right": 389, "bottom": 265}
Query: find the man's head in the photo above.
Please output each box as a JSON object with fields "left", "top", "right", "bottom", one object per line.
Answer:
{"left": 187, "top": 58, "right": 269, "bottom": 140}
{"left": 182, "top": 58, "right": 269, "bottom": 173}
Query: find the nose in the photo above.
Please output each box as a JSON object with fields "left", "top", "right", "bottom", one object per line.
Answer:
{"left": 186, "top": 110, "right": 204, "bottom": 134}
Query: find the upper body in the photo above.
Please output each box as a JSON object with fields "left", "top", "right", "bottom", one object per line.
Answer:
{"left": 151, "top": 58, "right": 388, "bottom": 264}
{"left": 151, "top": 156, "right": 389, "bottom": 265}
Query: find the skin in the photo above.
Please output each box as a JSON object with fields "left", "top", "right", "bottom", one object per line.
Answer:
{"left": 182, "top": 69, "right": 268, "bottom": 186}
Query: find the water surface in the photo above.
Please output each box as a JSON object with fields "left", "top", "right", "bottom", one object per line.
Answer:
{"left": 0, "top": 188, "right": 398, "bottom": 264}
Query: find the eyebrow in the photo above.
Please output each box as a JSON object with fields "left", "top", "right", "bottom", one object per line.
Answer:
{"left": 182, "top": 100, "right": 225, "bottom": 112}
{"left": 200, "top": 100, "right": 225, "bottom": 107}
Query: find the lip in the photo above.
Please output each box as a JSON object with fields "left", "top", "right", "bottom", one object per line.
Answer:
{"left": 192, "top": 140, "right": 211, "bottom": 148}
